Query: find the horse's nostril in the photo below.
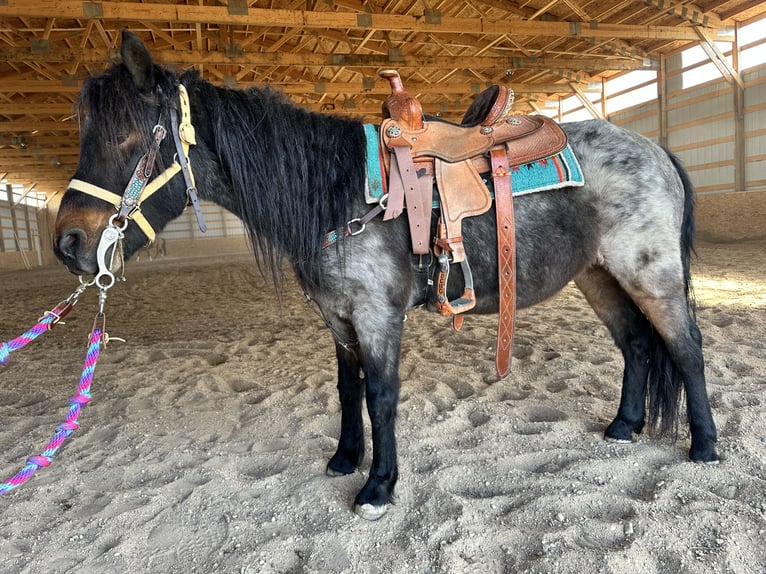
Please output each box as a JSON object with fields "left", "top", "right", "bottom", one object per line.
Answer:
{"left": 57, "top": 229, "right": 85, "bottom": 260}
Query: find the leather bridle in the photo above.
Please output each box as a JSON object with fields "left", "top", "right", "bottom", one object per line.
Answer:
{"left": 67, "top": 84, "right": 206, "bottom": 243}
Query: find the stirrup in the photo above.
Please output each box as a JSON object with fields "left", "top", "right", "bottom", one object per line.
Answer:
{"left": 435, "top": 252, "right": 476, "bottom": 316}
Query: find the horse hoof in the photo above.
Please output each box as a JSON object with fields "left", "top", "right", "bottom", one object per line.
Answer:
{"left": 604, "top": 419, "right": 640, "bottom": 443}
{"left": 604, "top": 436, "right": 633, "bottom": 445}
{"left": 326, "top": 466, "right": 348, "bottom": 477}
{"left": 690, "top": 442, "right": 719, "bottom": 464}
{"left": 355, "top": 503, "right": 388, "bottom": 521}
{"left": 691, "top": 452, "right": 720, "bottom": 465}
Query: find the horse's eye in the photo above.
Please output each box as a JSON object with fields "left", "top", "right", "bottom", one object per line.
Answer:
{"left": 117, "top": 133, "right": 138, "bottom": 150}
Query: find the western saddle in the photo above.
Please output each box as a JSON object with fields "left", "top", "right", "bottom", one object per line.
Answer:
{"left": 378, "top": 70, "right": 568, "bottom": 378}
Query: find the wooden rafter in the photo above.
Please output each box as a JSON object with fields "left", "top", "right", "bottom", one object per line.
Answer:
{"left": 694, "top": 25, "right": 744, "bottom": 89}
{"left": 0, "top": 0, "right": 761, "bottom": 197}
{"left": 0, "top": 46, "right": 659, "bottom": 71}
{"left": 0, "top": 1, "right": 735, "bottom": 41}
{"left": 642, "top": 0, "right": 727, "bottom": 28}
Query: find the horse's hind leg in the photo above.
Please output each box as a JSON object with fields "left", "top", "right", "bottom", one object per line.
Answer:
{"left": 575, "top": 266, "right": 653, "bottom": 442}
{"left": 326, "top": 341, "right": 366, "bottom": 476}
{"left": 602, "top": 246, "right": 718, "bottom": 462}
{"left": 628, "top": 288, "right": 718, "bottom": 462}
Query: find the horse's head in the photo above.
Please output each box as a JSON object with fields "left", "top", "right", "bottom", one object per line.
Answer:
{"left": 54, "top": 30, "right": 191, "bottom": 275}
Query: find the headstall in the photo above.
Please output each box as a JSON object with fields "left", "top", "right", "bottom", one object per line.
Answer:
{"left": 67, "top": 84, "right": 206, "bottom": 243}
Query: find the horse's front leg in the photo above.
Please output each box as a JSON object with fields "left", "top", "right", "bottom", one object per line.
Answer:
{"left": 353, "top": 311, "right": 403, "bottom": 520}
{"left": 326, "top": 341, "right": 366, "bottom": 476}
{"left": 323, "top": 312, "right": 402, "bottom": 519}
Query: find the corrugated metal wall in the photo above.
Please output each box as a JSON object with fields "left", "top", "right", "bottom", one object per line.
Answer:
{"left": 162, "top": 203, "right": 245, "bottom": 241}
{"left": 611, "top": 102, "right": 659, "bottom": 141}
{"left": 0, "top": 184, "right": 43, "bottom": 270}
{"left": 745, "top": 66, "right": 766, "bottom": 190}
{"left": 611, "top": 52, "right": 766, "bottom": 240}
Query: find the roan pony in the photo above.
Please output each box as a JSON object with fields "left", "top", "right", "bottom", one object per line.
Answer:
{"left": 54, "top": 31, "right": 717, "bottom": 520}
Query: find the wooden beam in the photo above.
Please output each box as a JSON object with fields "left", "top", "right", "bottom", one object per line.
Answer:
{"left": 250, "top": 81, "right": 578, "bottom": 95}
{"left": 560, "top": 0, "right": 591, "bottom": 21}
{"left": 0, "top": 79, "right": 588, "bottom": 97}
{"left": 658, "top": 54, "right": 668, "bottom": 148}
{"left": 732, "top": 22, "right": 745, "bottom": 193}
{"left": 1, "top": 170, "right": 73, "bottom": 181}
{"left": 569, "top": 82, "right": 603, "bottom": 118}
{"left": 0, "top": 121, "right": 78, "bottom": 133}
{"left": 642, "top": 0, "right": 727, "bottom": 28}
{"left": 0, "top": 103, "right": 76, "bottom": 115}
{"left": 694, "top": 26, "right": 744, "bottom": 89}
{"left": 0, "top": 81, "right": 83, "bottom": 93}
{"left": 0, "top": 134, "right": 79, "bottom": 146}
{"left": 0, "top": 46, "right": 660, "bottom": 72}
{"left": 0, "top": 155, "right": 79, "bottom": 165}
{"left": 0, "top": 1, "right": 735, "bottom": 41}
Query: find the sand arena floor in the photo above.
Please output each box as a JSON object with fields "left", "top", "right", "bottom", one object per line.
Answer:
{"left": 1, "top": 240, "right": 764, "bottom": 573}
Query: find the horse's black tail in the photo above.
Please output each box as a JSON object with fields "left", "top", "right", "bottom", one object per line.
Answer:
{"left": 647, "top": 149, "right": 697, "bottom": 436}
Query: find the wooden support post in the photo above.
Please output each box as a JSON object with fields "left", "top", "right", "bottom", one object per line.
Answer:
{"left": 733, "top": 23, "right": 745, "bottom": 193}
{"left": 658, "top": 55, "right": 668, "bottom": 149}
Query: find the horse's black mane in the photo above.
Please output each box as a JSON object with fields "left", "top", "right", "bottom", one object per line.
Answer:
{"left": 179, "top": 70, "right": 367, "bottom": 286}
{"left": 78, "top": 63, "right": 367, "bottom": 287}
{"left": 76, "top": 64, "right": 177, "bottom": 166}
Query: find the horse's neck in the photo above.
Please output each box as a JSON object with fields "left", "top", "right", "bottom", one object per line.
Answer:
{"left": 185, "top": 79, "right": 360, "bottom": 200}
{"left": 182, "top": 77, "right": 368, "bottom": 271}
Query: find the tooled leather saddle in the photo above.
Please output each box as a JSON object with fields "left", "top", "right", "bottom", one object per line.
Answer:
{"left": 378, "top": 70, "right": 568, "bottom": 378}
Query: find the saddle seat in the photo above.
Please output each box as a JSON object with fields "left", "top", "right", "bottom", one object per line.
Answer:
{"left": 460, "top": 84, "right": 515, "bottom": 128}
{"left": 377, "top": 70, "right": 569, "bottom": 378}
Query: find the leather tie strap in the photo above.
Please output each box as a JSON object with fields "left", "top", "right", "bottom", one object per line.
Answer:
{"left": 115, "top": 123, "right": 166, "bottom": 224}
{"left": 385, "top": 145, "right": 430, "bottom": 254}
{"left": 170, "top": 89, "right": 207, "bottom": 234}
{"left": 490, "top": 146, "right": 516, "bottom": 379}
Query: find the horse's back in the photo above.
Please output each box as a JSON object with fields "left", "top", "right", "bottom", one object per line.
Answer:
{"left": 562, "top": 119, "right": 686, "bottom": 224}
{"left": 452, "top": 119, "right": 689, "bottom": 313}
{"left": 562, "top": 119, "right": 690, "bottom": 291}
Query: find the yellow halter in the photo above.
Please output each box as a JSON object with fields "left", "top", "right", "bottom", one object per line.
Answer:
{"left": 67, "top": 85, "right": 198, "bottom": 244}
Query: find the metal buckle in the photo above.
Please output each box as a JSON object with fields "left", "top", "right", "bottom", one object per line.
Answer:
{"left": 347, "top": 218, "right": 365, "bottom": 236}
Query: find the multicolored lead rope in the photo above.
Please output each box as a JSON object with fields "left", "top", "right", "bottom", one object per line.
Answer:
{"left": 0, "top": 314, "right": 57, "bottom": 366}
{"left": 0, "top": 327, "right": 102, "bottom": 495}
{"left": 0, "top": 279, "right": 106, "bottom": 496}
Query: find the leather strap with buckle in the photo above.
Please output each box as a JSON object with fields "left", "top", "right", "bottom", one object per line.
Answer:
{"left": 490, "top": 146, "right": 516, "bottom": 378}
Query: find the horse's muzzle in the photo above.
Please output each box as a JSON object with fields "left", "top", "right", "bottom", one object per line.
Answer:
{"left": 54, "top": 228, "right": 99, "bottom": 275}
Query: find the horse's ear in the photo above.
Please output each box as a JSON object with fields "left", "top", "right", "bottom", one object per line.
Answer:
{"left": 120, "top": 29, "right": 155, "bottom": 93}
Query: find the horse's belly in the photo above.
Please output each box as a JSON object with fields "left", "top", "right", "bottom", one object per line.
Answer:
{"left": 434, "top": 190, "right": 598, "bottom": 313}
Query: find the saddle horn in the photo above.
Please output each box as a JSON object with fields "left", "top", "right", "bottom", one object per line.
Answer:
{"left": 379, "top": 70, "right": 423, "bottom": 130}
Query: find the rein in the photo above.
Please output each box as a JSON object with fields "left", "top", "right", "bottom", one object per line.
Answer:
{"left": 67, "top": 84, "right": 206, "bottom": 243}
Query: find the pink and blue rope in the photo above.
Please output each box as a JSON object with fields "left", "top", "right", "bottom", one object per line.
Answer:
{"left": 0, "top": 314, "right": 57, "bottom": 366}
{"left": 0, "top": 328, "right": 102, "bottom": 495}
